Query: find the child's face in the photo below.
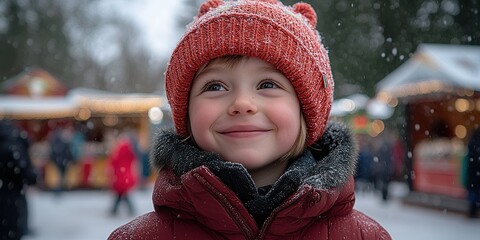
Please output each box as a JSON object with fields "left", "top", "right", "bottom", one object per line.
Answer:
{"left": 188, "top": 57, "right": 301, "bottom": 172}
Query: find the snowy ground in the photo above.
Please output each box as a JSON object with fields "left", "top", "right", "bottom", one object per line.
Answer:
{"left": 22, "top": 182, "right": 480, "bottom": 240}
{"left": 354, "top": 183, "right": 480, "bottom": 240}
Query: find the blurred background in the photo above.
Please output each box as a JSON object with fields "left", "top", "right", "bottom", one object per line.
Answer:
{"left": 0, "top": 0, "right": 479, "bottom": 239}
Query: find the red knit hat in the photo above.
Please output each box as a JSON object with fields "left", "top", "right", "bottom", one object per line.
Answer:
{"left": 165, "top": 0, "right": 334, "bottom": 145}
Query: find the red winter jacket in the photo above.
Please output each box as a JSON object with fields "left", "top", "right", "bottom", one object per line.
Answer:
{"left": 108, "top": 138, "right": 137, "bottom": 195}
{"left": 109, "top": 123, "right": 391, "bottom": 239}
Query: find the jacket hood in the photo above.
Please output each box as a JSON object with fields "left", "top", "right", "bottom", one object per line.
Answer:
{"left": 149, "top": 121, "right": 357, "bottom": 230}
{"left": 151, "top": 121, "right": 357, "bottom": 190}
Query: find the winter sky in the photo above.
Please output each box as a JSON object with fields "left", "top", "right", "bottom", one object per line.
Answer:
{"left": 98, "top": 0, "right": 185, "bottom": 59}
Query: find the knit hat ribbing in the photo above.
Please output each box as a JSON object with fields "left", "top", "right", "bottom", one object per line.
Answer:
{"left": 165, "top": 0, "right": 334, "bottom": 145}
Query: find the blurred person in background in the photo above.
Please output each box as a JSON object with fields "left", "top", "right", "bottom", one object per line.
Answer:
{"left": 49, "top": 124, "right": 74, "bottom": 196}
{"left": 354, "top": 134, "right": 374, "bottom": 193}
{"left": 465, "top": 127, "right": 480, "bottom": 218}
{"left": 371, "top": 130, "right": 394, "bottom": 202}
{"left": 0, "top": 120, "right": 37, "bottom": 240}
{"left": 70, "top": 122, "right": 87, "bottom": 165}
{"left": 106, "top": 130, "right": 138, "bottom": 216}
{"left": 124, "top": 127, "right": 151, "bottom": 189}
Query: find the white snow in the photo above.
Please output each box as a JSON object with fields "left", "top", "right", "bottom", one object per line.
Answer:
{"left": 22, "top": 182, "right": 480, "bottom": 240}
{"left": 354, "top": 183, "right": 480, "bottom": 240}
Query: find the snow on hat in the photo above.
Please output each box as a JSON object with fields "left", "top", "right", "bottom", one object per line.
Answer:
{"left": 165, "top": 0, "right": 334, "bottom": 145}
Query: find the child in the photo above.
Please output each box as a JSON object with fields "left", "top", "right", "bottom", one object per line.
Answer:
{"left": 109, "top": 0, "right": 391, "bottom": 239}
{"left": 107, "top": 132, "right": 137, "bottom": 216}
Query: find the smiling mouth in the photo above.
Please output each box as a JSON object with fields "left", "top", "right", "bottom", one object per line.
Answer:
{"left": 219, "top": 129, "right": 270, "bottom": 138}
{"left": 221, "top": 131, "right": 266, "bottom": 138}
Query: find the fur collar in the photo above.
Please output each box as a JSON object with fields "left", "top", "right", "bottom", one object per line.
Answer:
{"left": 150, "top": 121, "right": 357, "bottom": 226}
{"left": 150, "top": 121, "right": 357, "bottom": 191}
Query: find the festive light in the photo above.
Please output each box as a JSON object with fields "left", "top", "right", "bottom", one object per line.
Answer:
{"left": 0, "top": 93, "right": 164, "bottom": 120}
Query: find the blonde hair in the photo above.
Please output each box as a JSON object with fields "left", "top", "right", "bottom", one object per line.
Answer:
{"left": 280, "top": 114, "right": 307, "bottom": 162}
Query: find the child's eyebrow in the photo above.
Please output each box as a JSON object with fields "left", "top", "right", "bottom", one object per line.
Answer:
{"left": 257, "top": 65, "right": 283, "bottom": 75}
{"left": 194, "top": 65, "right": 227, "bottom": 79}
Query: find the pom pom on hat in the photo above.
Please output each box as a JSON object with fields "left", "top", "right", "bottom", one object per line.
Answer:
{"left": 165, "top": 0, "right": 334, "bottom": 145}
{"left": 293, "top": 2, "right": 317, "bottom": 27}
{"left": 198, "top": 0, "right": 223, "bottom": 17}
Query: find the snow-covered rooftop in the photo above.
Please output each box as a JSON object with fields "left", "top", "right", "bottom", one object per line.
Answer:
{"left": 0, "top": 88, "right": 165, "bottom": 119}
{"left": 376, "top": 43, "right": 480, "bottom": 99}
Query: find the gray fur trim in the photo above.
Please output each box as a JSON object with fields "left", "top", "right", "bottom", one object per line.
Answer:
{"left": 150, "top": 121, "right": 357, "bottom": 226}
{"left": 305, "top": 121, "right": 358, "bottom": 189}
{"left": 150, "top": 121, "right": 357, "bottom": 190}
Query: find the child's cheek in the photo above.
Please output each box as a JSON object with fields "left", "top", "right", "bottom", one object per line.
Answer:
{"left": 188, "top": 100, "right": 218, "bottom": 150}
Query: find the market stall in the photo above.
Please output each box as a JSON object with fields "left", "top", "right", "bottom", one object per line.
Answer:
{"left": 375, "top": 43, "right": 480, "bottom": 209}
{"left": 0, "top": 68, "right": 167, "bottom": 190}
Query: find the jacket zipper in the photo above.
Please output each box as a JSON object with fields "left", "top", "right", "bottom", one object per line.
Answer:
{"left": 193, "top": 172, "right": 256, "bottom": 239}
{"left": 257, "top": 189, "right": 308, "bottom": 239}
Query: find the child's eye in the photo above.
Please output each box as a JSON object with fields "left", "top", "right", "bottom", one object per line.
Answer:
{"left": 203, "top": 81, "right": 227, "bottom": 92}
{"left": 258, "top": 80, "right": 279, "bottom": 89}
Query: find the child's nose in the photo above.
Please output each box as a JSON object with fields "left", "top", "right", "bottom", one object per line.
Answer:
{"left": 228, "top": 92, "right": 258, "bottom": 115}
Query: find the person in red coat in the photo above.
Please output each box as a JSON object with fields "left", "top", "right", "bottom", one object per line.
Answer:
{"left": 109, "top": 0, "right": 391, "bottom": 239}
{"left": 107, "top": 133, "right": 137, "bottom": 216}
